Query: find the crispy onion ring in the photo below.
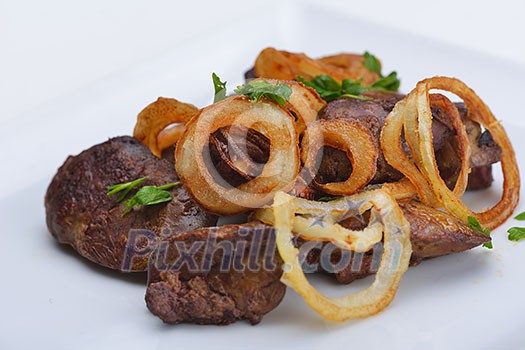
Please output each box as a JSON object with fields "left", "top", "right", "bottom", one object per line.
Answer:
{"left": 318, "top": 53, "right": 380, "bottom": 85}
{"left": 254, "top": 48, "right": 379, "bottom": 85}
{"left": 301, "top": 119, "right": 378, "bottom": 196}
{"left": 133, "top": 97, "right": 198, "bottom": 157}
{"left": 381, "top": 99, "right": 439, "bottom": 206}
{"left": 175, "top": 96, "right": 299, "bottom": 216}
{"left": 269, "top": 191, "right": 411, "bottom": 321}
{"left": 382, "top": 76, "right": 520, "bottom": 229}
{"left": 380, "top": 178, "right": 418, "bottom": 202}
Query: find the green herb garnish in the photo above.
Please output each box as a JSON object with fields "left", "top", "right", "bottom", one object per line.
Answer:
{"left": 122, "top": 182, "right": 180, "bottom": 216}
{"left": 369, "top": 71, "right": 401, "bottom": 92}
{"left": 298, "top": 75, "right": 370, "bottom": 102}
{"left": 298, "top": 66, "right": 400, "bottom": 102}
{"left": 363, "top": 51, "right": 381, "bottom": 74}
{"left": 508, "top": 227, "right": 525, "bottom": 242}
{"left": 107, "top": 177, "right": 181, "bottom": 216}
{"left": 298, "top": 51, "right": 400, "bottom": 102}
{"left": 234, "top": 80, "right": 292, "bottom": 106}
{"left": 514, "top": 211, "right": 525, "bottom": 221}
{"left": 212, "top": 72, "right": 227, "bottom": 103}
{"left": 467, "top": 216, "right": 493, "bottom": 249}
{"left": 107, "top": 176, "right": 147, "bottom": 202}
{"left": 317, "top": 196, "right": 342, "bottom": 202}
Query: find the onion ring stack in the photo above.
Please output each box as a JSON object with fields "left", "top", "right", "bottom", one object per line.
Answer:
{"left": 381, "top": 76, "right": 520, "bottom": 229}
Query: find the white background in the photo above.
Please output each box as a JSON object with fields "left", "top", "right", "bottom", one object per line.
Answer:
{"left": 2, "top": 2, "right": 525, "bottom": 349}
{"left": 1, "top": 0, "right": 524, "bottom": 125}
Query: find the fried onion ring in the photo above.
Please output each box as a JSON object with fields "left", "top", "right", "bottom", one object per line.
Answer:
{"left": 416, "top": 77, "right": 519, "bottom": 228}
{"left": 133, "top": 97, "right": 198, "bottom": 157}
{"left": 254, "top": 48, "right": 379, "bottom": 85}
{"left": 318, "top": 53, "right": 380, "bottom": 85}
{"left": 301, "top": 119, "right": 378, "bottom": 196}
{"left": 175, "top": 96, "right": 300, "bottom": 215}
{"left": 270, "top": 191, "right": 411, "bottom": 321}
{"left": 381, "top": 76, "right": 520, "bottom": 229}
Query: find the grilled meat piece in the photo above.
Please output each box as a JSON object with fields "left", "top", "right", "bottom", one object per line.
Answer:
{"left": 145, "top": 222, "right": 285, "bottom": 325}
{"left": 467, "top": 166, "right": 494, "bottom": 190}
{"left": 208, "top": 126, "right": 270, "bottom": 188}
{"left": 45, "top": 136, "right": 217, "bottom": 271}
{"left": 306, "top": 201, "right": 490, "bottom": 284}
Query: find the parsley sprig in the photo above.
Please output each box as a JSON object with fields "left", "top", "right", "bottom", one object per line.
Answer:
{"left": 212, "top": 72, "right": 227, "bottom": 103}
{"left": 298, "top": 51, "right": 400, "bottom": 102}
{"left": 211, "top": 73, "right": 293, "bottom": 106}
{"left": 234, "top": 80, "right": 292, "bottom": 106}
{"left": 107, "top": 177, "right": 147, "bottom": 202}
{"left": 467, "top": 216, "right": 493, "bottom": 249}
{"left": 507, "top": 211, "right": 525, "bottom": 242}
{"left": 107, "top": 177, "right": 181, "bottom": 216}
{"left": 317, "top": 196, "right": 342, "bottom": 202}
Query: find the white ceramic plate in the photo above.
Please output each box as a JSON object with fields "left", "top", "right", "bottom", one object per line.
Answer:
{"left": 2, "top": 2, "right": 525, "bottom": 349}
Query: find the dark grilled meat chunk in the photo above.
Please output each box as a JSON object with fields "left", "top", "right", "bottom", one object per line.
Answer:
{"left": 467, "top": 166, "right": 494, "bottom": 190}
{"left": 208, "top": 126, "right": 270, "bottom": 188}
{"left": 45, "top": 136, "right": 217, "bottom": 271}
{"left": 307, "top": 201, "right": 490, "bottom": 284}
{"left": 145, "top": 222, "right": 285, "bottom": 325}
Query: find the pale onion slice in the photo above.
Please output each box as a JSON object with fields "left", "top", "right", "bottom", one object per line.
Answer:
{"left": 157, "top": 123, "right": 186, "bottom": 152}
{"left": 271, "top": 190, "right": 412, "bottom": 321}
{"left": 175, "top": 96, "right": 300, "bottom": 216}
{"left": 405, "top": 89, "right": 471, "bottom": 198}
{"left": 133, "top": 97, "right": 198, "bottom": 157}
{"left": 380, "top": 99, "right": 439, "bottom": 206}
{"left": 301, "top": 119, "right": 378, "bottom": 196}
{"left": 254, "top": 198, "right": 383, "bottom": 252}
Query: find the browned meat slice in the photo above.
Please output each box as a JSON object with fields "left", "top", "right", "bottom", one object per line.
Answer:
{"left": 208, "top": 126, "right": 270, "bottom": 188}
{"left": 467, "top": 166, "right": 494, "bottom": 190}
{"left": 45, "top": 136, "right": 218, "bottom": 271}
{"left": 145, "top": 222, "right": 285, "bottom": 325}
{"left": 306, "top": 201, "right": 490, "bottom": 284}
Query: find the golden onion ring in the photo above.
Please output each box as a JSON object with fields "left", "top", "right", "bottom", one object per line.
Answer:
{"left": 271, "top": 191, "right": 411, "bottom": 321}
{"left": 415, "top": 77, "right": 520, "bottom": 229}
{"left": 175, "top": 96, "right": 300, "bottom": 216}
{"left": 318, "top": 53, "right": 380, "bottom": 85}
{"left": 301, "top": 119, "right": 378, "bottom": 196}
{"left": 382, "top": 76, "right": 519, "bottom": 229}
{"left": 254, "top": 47, "right": 380, "bottom": 85}
{"left": 380, "top": 177, "right": 418, "bottom": 202}
{"left": 133, "top": 97, "right": 198, "bottom": 157}
{"left": 381, "top": 99, "right": 439, "bottom": 206}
